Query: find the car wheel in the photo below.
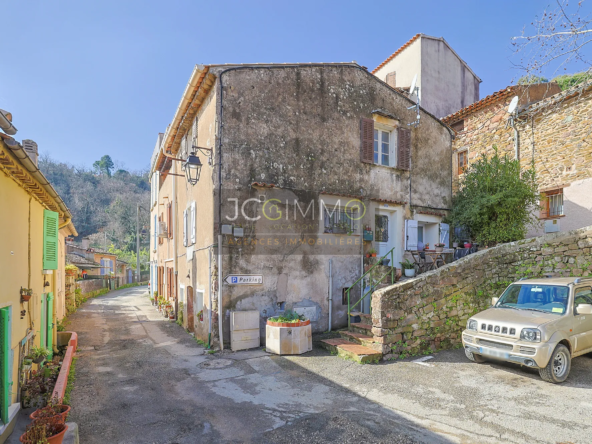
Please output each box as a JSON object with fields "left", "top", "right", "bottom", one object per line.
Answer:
{"left": 465, "top": 347, "right": 486, "bottom": 363}
{"left": 539, "top": 344, "right": 571, "bottom": 383}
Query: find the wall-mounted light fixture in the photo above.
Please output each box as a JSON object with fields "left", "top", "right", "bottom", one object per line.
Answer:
{"left": 165, "top": 146, "right": 213, "bottom": 186}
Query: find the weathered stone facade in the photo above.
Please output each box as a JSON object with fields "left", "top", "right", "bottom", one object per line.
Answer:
{"left": 371, "top": 225, "right": 592, "bottom": 359}
{"left": 444, "top": 82, "right": 592, "bottom": 237}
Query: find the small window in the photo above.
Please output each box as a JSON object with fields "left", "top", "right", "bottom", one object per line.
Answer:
{"left": 451, "top": 120, "right": 464, "bottom": 133}
{"left": 458, "top": 151, "right": 468, "bottom": 175}
{"left": 373, "top": 129, "right": 391, "bottom": 166}
{"left": 323, "top": 206, "right": 358, "bottom": 234}
{"left": 540, "top": 189, "right": 564, "bottom": 219}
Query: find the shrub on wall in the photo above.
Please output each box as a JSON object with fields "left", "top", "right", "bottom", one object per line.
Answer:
{"left": 447, "top": 148, "right": 540, "bottom": 246}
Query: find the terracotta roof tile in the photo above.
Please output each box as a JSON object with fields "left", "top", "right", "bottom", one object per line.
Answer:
{"left": 441, "top": 85, "right": 520, "bottom": 124}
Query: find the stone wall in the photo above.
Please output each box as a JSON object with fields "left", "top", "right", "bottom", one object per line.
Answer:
{"left": 77, "top": 278, "right": 107, "bottom": 295}
{"left": 371, "top": 225, "right": 592, "bottom": 359}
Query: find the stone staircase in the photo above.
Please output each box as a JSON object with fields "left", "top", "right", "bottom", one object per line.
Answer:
{"left": 320, "top": 313, "right": 383, "bottom": 364}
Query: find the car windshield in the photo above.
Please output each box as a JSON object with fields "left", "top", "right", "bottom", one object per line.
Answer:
{"left": 497, "top": 284, "right": 569, "bottom": 315}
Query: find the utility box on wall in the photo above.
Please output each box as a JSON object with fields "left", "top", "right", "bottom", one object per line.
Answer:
{"left": 230, "top": 310, "right": 260, "bottom": 351}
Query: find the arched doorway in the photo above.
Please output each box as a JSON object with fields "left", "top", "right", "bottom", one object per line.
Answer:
{"left": 187, "top": 286, "right": 194, "bottom": 332}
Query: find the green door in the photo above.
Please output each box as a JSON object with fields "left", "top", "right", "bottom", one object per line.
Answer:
{"left": 40, "top": 293, "right": 54, "bottom": 358}
{"left": 46, "top": 293, "right": 53, "bottom": 358}
{"left": 0, "top": 307, "right": 10, "bottom": 424}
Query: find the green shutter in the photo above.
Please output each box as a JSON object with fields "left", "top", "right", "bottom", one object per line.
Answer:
{"left": 43, "top": 210, "right": 59, "bottom": 270}
{"left": 0, "top": 308, "right": 10, "bottom": 424}
{"left": 46, "top": 293, "right": 54, "bottom": 358}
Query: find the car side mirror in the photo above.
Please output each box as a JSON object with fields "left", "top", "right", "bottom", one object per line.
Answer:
{"left": 492, "top": 297, "right": 499, "bottom": 306}
{"left": 576, "top": 304, "right": 592, "bottom": 315}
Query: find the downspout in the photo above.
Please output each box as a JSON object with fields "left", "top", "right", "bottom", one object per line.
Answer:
{"left": 328, "top": 259, "right": 332, "bottom": 332}
{"left": 218, "top": 234, "right": 223, "bottom": 350}
{"left": 173, "top": 160, "right": 179, "bottom": 319}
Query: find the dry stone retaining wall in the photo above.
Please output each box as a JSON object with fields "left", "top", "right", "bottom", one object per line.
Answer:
{"left": 371, "top": 225, "right": 592, "bottom": 359}
{"left": 77, "top": 278, "right": 108, "bottom": 295}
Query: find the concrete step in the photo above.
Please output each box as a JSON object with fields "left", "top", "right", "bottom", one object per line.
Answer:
{"left": 320, "top": 338, "right": 382, "bottom": 364}
{"left": 339, "top": 330, "right": 374, "bottom": 347}
{"left": 350, "top": 322, "right": 373, "bottom": 336}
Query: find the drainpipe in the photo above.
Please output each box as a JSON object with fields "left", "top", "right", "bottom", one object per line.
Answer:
{"left": 218, "top": 234, "right": 224, "bottom": 350}
{"left": 208, "top": 247, "right": 212, "bottom": 348}
{"left": 328, "top": 259, "right": 332, "bottom": 332}
{"left": 173, "top": 160, "right": 179, "bottom": 319}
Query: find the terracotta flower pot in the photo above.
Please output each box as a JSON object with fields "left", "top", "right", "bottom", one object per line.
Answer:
{"left": 30, "top": 405, "right": 71, "bottom": 423}
{"left": 371, "top": 253, "right": 377, "bottom": 257}
{"left": 21, "top": 294, "right": 32, "bottom": 302}
{"left": 20, "top": 424, "right": 68, "bottom": 444}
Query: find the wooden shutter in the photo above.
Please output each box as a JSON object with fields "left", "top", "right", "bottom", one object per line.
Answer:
{"left": 539, "top": 195, "right": 550, "bottom": 219}
{"left": 191, "top": 202, "right": 196, "bottom": 245}
{"left": 43, "top": 210, "right": 59, "bottom": 270}
{"left": 360, "top": 118, "right": 374, "bottom": 163}
{"left": 405, "top": 220, "right": 418, "bottom": 250}
{"left": 158, "top": 215, "right": 163, "bottom": 245}
{"left": 183, "top": 210, "right": 187, "bottom": 247}
{"left": 167, "top": 203, "right": 172, "bottom": 238}
{"left": 0, "top": 308, "right": 10, "bottom": 424}
{"left": 397, "top": 128, "right": 411, "bottom": 170}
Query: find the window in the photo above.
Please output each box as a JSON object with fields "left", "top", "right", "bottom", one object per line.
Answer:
{"left": 158, "top": 215, "right": 164, "bottom": 245}
{"left": 375, "top": 215, "right": 389, "bottom": 242}
{"left": 458, "top": 151, "right": 468, "bottom": 175}
{"left": 451, "top": 120, "right": 464, "bottom": 133}
{"left": 540, "top": 189, "right": 564, "bottom": 219}
{"left": 323, "top": 206, "right": 358, "bottom": 234}
{"left": 374, "top": 129, "right": 391, "bottom": 166}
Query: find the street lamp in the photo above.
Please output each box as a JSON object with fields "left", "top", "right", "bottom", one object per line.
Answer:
{"left": 164, "top": 146, "right": 212, "bottom": 186}
{"left": 182, "top": 152, "right": 202, "bottom": 185}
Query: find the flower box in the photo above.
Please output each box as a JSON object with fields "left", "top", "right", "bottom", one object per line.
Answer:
{"left": 265, "top": 319, "right": 312, "bottom": 355}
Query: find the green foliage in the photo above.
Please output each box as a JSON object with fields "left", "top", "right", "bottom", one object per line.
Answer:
{"left": 552, "top": 72, "right": 592, "bottom": 91}
{"left": 63, "top": 357, "right": 78, "bottom": 406}
{"left": 93, "top": 155, "right": 115, "bottom": 177}
{"left": 30, "top": 346, "right": 51, "bottom": 360}
{"left": 39, "top": 154, "right": 149, "bottom": 248}
{"left": 107, "top": 245, "right": 149, "bottom": 271}
{"left": 447, "top": 148, "right": 540, "bottom": 246}
{"left": 399, "top": 259, "right": 415, "bottom": 270}
{"left": 517, "top": 75, "right": 548, "bottom": 85}
{"left": 268, "top": 310, "right": 306, "bottom": 323}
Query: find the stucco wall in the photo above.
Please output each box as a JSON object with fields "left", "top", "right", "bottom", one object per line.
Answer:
{"left": 213, "top": 65, "right": 452, "bottom": 341}
{"left": 372, "top": 225, "right": 592, "bottom": 359}
{"left": 420, "top": 38, "right": 479, "bottom": 119}
{"left": 374, "top": 37, "right": 422, "bottom": 92}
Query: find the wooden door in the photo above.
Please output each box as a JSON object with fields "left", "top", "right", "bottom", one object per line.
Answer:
{"left": 187, "top": 286, "right": 194, "bottom": 332}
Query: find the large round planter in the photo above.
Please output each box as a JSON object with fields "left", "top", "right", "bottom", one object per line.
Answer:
{"left": 435, "top": 247, "right": 444, "bottom": 252}
{"left": 20, "top": 424, "right": 68, "bottom": 444}
{"left": 30, "top": 405, "right": 71, "bottom": 423}
{"left": 266, "top": 320, "right": 312, "bottom": 355}
{"left": 404, "top": 268, "right": 416, "bottom": 277}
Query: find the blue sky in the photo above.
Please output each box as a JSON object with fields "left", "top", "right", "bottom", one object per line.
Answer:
{"left": 1, "top": 0, "right": 589, "bottom": 170}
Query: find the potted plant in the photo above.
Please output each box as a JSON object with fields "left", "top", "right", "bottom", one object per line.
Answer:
{"left": 369, "top": 248, "right": 377, "bottom": 258}
{"left": 65, "top": 264, "right": 78, "bottom": 277}
{"left": 30, "top": 402, "right": 71, "bottom": 423}
{"left": 464, "top": 242, "right": 472, "bottom": 248}
{"left": 452, "top": 236, "right": 460, "bottom": 248}
{"left": 266, "top": 310, "right": 312, "bottom": 355}
{"left": 399, "top": 259, "right": 416, "bottom": 277}
{"left": 22, "top": 359, "right": 33, "bottom": 372}
{"left": 20, "top": 416, "right": 68, "bottom": 444}
{"left": 20, "top": 287, "right": 33, "bottom": 302}
{"left": 30, "top": 346, "right": 50, "bottom": 364}
{"left": 434, "top": 242, "right": 445, "bottom": 252}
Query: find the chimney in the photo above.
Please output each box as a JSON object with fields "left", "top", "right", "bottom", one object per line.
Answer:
{"left": 82, "top": 237, "right": 90, "bottom": 250}
{"left": 386, "top": 72, "right": 396, "bottom": 88}
{"left": 22, "top": 140, "right": 38, "bottom": 166}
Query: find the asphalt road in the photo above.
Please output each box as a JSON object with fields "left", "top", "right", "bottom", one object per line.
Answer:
{"left": 66, "top": 286, "right": 592, "bottom": 443}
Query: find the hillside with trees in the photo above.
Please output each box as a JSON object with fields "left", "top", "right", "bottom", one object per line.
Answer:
{"left": 39, "top": 154, "right": 150, "bottom": 268}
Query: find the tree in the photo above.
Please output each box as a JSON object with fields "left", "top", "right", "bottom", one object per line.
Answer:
{"left": 517, "top": 75, "right": 549, "bottom": 84}
{"left": 552, "top": 71, "right": 592, "bottom": 90}
{"left": 447, "top": 148, "right": 540, "bottom": 247}
{"left": 511, "top": 0, "right": 592, "bottom": 81}
{"left": 93, "top": 155, "right": 115, "bottom": 177}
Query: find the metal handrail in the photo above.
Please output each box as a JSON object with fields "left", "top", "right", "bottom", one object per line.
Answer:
{"left": 346, "top": 247, "right": 395, "bottom": 328}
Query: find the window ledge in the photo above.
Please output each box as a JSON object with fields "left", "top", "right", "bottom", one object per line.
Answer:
{"left": 539, "top": 214, "right": 565, "bottom": 220}
{"left": 371, "top": 163, "right": 407, "bottom": 172}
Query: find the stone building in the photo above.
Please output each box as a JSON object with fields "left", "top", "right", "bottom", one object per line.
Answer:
{"left": 442, "top": 81, "right": 592, "bottom": 237}
{"left": 149, "top": 63, "right": 454, "bottom": 348}
{"left": 373, "top": 34, "right": 481, "bottom": 118}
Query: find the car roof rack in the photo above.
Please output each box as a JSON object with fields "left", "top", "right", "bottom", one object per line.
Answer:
{"left": 574, "top": 277, "right": 592, "bottom": 284}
